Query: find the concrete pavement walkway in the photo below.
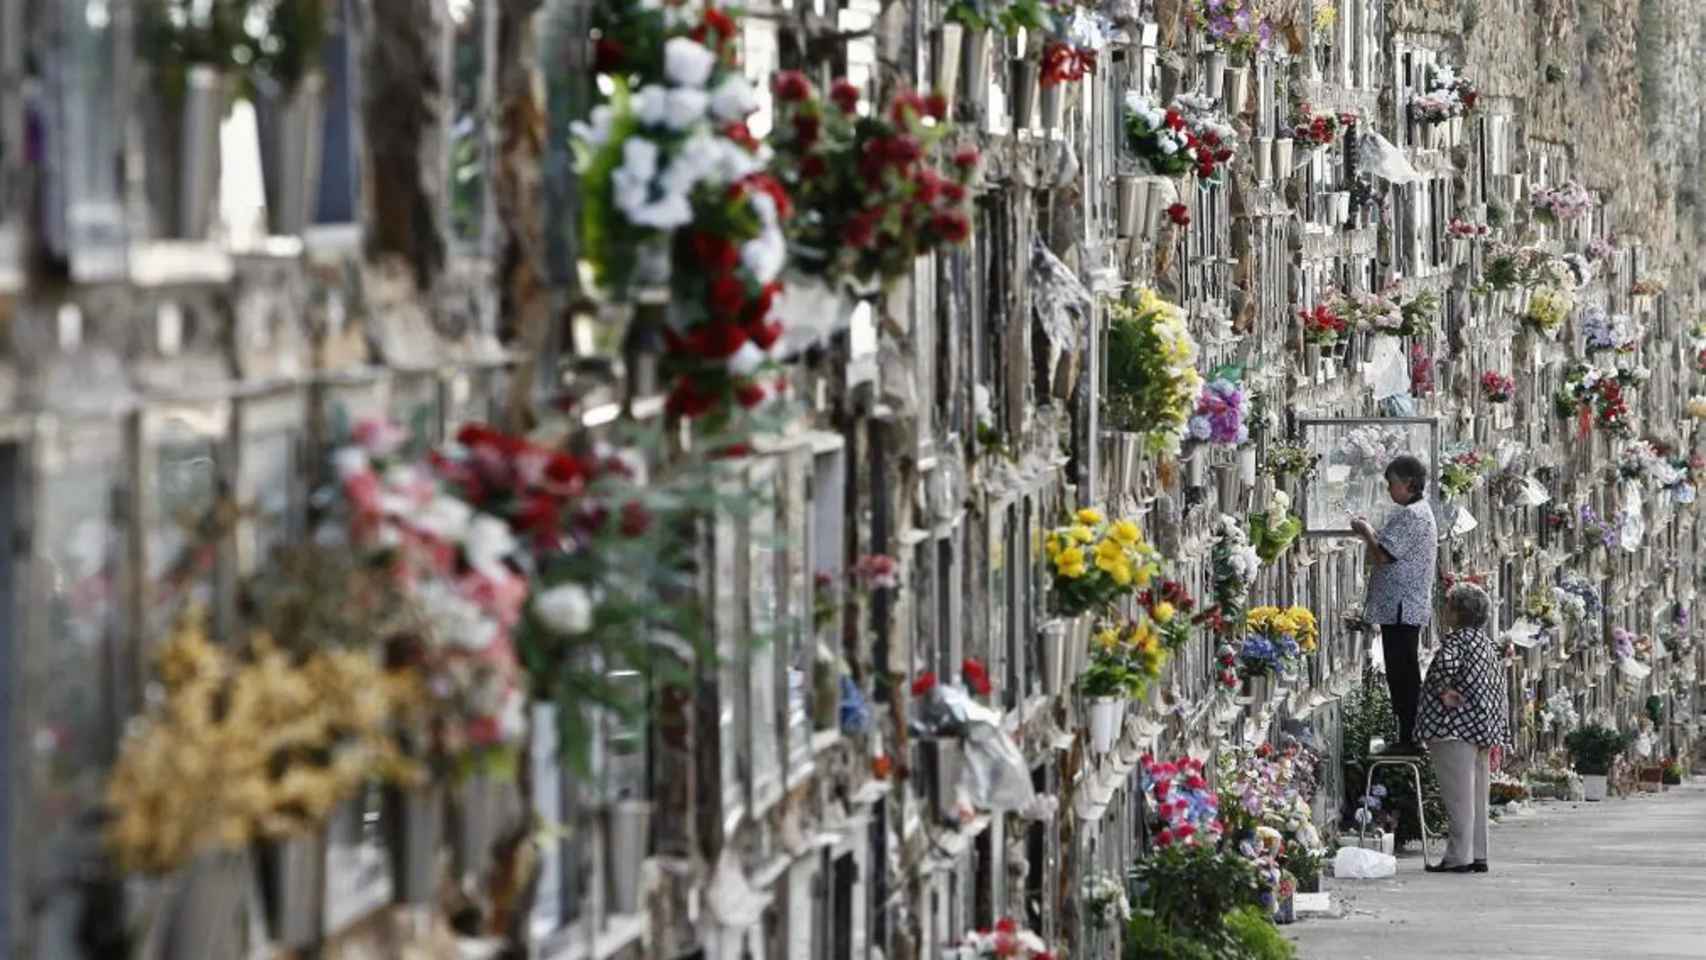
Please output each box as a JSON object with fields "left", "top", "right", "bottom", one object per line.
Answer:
{"left": 1285, "top": 780, "right": 1706, "bottom": 959}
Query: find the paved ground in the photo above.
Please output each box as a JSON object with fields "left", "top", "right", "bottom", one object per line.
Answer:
{"left": 1285, "top": 781, "right": 1706, "bottom": 959}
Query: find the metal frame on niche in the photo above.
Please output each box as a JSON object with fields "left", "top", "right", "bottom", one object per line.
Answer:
{"left": 1296, "top": 415, "right": 1440, "bottom": 537}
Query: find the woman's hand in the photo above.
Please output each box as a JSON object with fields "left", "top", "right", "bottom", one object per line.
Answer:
{"left": 1350, "top": 517, "right": 1375, "bottom": 539}
{"left": 1440, "top": 688, "right": 1466, "bottom": 710}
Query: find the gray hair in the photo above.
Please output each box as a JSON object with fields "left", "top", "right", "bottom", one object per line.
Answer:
{"left": 1445, "top": 582, "right": 1492, "bottom": 627}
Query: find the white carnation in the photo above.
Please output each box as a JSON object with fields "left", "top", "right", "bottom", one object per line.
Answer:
{"left": 664, "top": 87, "right": 710, "bottom": 130}
{"left": 663, "top": 37, "right": 717, "bottom": 88}
{"left": 533, "top": 582, "right": 597, "bottom": 635}
{"left": 728, "top": 341, "right": 767, "bottom": 377}
{"left": 708, "top": 74, "right": 759, "bottom": 122}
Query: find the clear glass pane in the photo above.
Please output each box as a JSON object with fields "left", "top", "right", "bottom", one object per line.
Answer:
{"left": 145, "top": 419, "right": 219, "bottom": 647}
{"left": 238, "top": 428, "right": 298, "bottom": 574}
{"left": 448, "top": 0, "right": 487, "bottom": 249}
{"left": 1298, "top": 418, "right": 1438, "bottom": 535}
{"left": 747, "top": 465, "right": 781, "bottom": 806}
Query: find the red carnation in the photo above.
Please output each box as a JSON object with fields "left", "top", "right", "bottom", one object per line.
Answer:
{"left": 689, "top": 232, "right": 739, "bottom": 272}
{"left": 706, "top": 273, "right": 747, "bottom": 320}
{"left": 961, "top": 657, "right": 992, "bottom": 696}
{"left": 744, "top": 281, "right": 782, "bottom": 325}
{"left": 792, "top": 111, "right": 821, "bottom": 146}
{"left": 911, "top": 671, "right": 938, "bottom": 698}
{"left": 924, "top": 92, "right": 949, "bottom": 119}
{"left": 801, "top": 154, "right": 828, "bottom": 179}
{"left": 995, "top": 918, "right": 1018, "bottom": 935}
{"left": 702, "top": 7, "right": 737, "bottom": 41}
{"left": 748, "top": 319, "right": 784, "bottom": 350}
{"left": 619, "top": 500, "right": 652, "bottom": 537}
{"left": 845, "top": 208, "right": 882, "bottom": 248}
{"left": 1164, "top": 109, "right": 1185, "bottom": 131}
{"left": 952, "top": 146, "right": 980, "bottom": 170}
{"left": 830, "top": 78, "right": 861, "bottom": 113}
{"left": 1156, "top": 828, "right": 1175, "bottom": 847}
{"left": 889, "top": 90, "right": 927, "bottom": 125}
{"left": 735, "top": 380, "right": 768, "bottom": 408}
{"left": 665, "top": 377, "right": 716, "bottom": 418}
{"left": 741, "top": 172, "right": 793, "bottom": 220}
{"left": 772, "top": 70, "right": 813, "bottom": 103}
{"left": 883, "top": 135, "right": 923, "bottom": 165}
{"left": 1167, "top": 202, "right": 1191, "bottom": 226}
{"left": 723, "top": 122, "right": 759, "bottom": 152}
{"left": 687, "top": 321, "right": 748, "bottom": 359}
{"left": 594, "top": 37, "right": 625, "bottom": 73}
{"left": 942, "top": 182, "right": 966, "bottom": 202}
{"left": 929, "top": 209, "right": 971, "bottom": 244}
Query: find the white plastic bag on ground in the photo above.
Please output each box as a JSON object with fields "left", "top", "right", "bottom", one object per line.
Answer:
{"left": 1333, "top": 846, "right": 1397, "bottom": 879}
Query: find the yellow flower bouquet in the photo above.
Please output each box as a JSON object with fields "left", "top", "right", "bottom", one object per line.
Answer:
{"left": 1045, "top": 509, "right": 1161, "bottom": 617}
{"left": 1240, "top": 604, "right": 1319, "bottom": 677}
{"left": 1082, "top": 618, "right": 1171, "bottom": 699}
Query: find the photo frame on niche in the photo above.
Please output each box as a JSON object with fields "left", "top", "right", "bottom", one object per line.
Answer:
{"left": 1296, "top": 416, "right": 1440, "bottom": 537}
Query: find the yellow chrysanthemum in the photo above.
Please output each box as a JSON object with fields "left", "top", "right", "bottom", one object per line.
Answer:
{"left": 1109, "top": 519, "right": 1142, "bottom": 546}
{"left": 1045, "top": 533, "right": 1063, "bottom": 559}
{"left": 1131, "top": 560, "right": 1157, "bottom": 588}
{"left": 1076, "top": 508, "right": 1104, "bottom": 525}
{"left": 1129, "top": 621, "right": 1160, "bottom": 653}
{"left": 1095, "top": 538, "right": 1125, "bottom": 565}
{"left": 1152, "top": 601, "right": 1176, "bottom": 624}
{"left": 1069, "top": 524, "right": 1095, "bottom": 544}
{"left": 1055, "top": 546, "right": 1088, "bottom": 578}
{"left": 1108, "top": 561, "right": 1134, "bottom": 586}
{"left": 1096, "top": 628, "right": 1122, "bottom": 651}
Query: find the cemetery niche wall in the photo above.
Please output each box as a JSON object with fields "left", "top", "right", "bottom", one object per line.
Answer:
{"left": 0, "top": 0, "right": 1704, "bottom": 957}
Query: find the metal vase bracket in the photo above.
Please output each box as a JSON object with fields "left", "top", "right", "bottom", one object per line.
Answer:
{"left": 1068, "top": 616, "right": 1093, "bottom": 682}
{"left": 254, "top": 72, "right": 327, "bottom": 236}
{"left": 1274, "top": 138, "right": 1294, "bottom": 178}
{"left": 607, "top": 800, "right": 654, "bottom": 915}
{"left": 1238, "top": 446, "right": 1258, "bottom": 486}
{"left": 1215, "top": 462, "right": 1239, "bottom": 510}
{"left": 256, "top": 830, "right": 327, "bottom": 949}
{"left": 933, "top": 24, "right": 965, "bottom": 96}
{"left": 156, "top": 850, "right": 251, "bottom": 960}
{"left": 1116, "top": 175, "right": 1144, "bottom": 236}
{"left": 1253, "top": 138, "right": 1272, "bottom": 180}
{"left": 1187, "top": 447, "right": 1208, "bottom": 488}
{"left": 145, "top": 65, "right": 230, "bottom": 239}
{"left": 384, "top": 782, "right": 445, "bottom": 906}
{"left": 1010, "top": 61, "right": 1040, "bottom": 131}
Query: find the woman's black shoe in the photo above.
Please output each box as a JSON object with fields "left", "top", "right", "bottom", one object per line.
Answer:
{"left": 1470, "top": 861, "right": 1488, "bottom": 873}
{"left": 1424, "top": 862, "right": 1474, "bottom": 873}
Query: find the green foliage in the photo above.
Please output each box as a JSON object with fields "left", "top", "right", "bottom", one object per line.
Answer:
{"left": 1247, "top": 509, "right": 1302, "bottom": 565}
{"left": 1645, "top": 694, "right": 1664, "bottom": 726}
{"left": 1134, "top": 844, "right": 1265, "bottom": 940}
{"left": 138, "top": 0, "right": 329, "bottom": 98}
{"left": 1340, "top": 665, "right": 1449, "bottom": 844}
{"left": 1126, "top": 914, "right": 1222, "bottom": 960}
{"left": 1280, "top": 839, "right": 1322, "bottom": 892}
{"left": 944, "top": 0, "right": 1046, "bottom": 34}
{"left": 1564, "top": 724, "right": 1628, "bottom": 776}
{"left": 1222, "top": 907, "right": 1296, "bottom": 960}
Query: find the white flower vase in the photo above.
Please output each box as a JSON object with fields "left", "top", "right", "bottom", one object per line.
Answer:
{"left": 1088, "top": 698, "right": 1124, "bottom": 754}
{"left": 1225, "top": 67, "right": 1248, "bottom": 114}
{"left": 606, "top": 800, "right": 654, "bottom": 914}
{"left": 1239, "top": 446, "right": 1258, "bottom": 485}
{"left": 1253, "top": 137, "right": 1273, "bottom": 181}
{"left": 1333, "top": 191, "right": 1352, "bottom": 224}
{"left": 1068, "top": 616, "right": 1093, "bottom": 681}
{"left": 933, "top": 23, "right": 965, "bottom": 96}
{"left": 143, "top": 65, "right": 231, "bottom": 239}
{"left": 919, "top": 736, "right": 965, "bottom": 820}
{"left": 1582, "top": 773, "right": 1609, "bottom": 801}
{"left": 1304, "top": 344, "right": 1322, "bottom": 380}
{"left": 1039, "top": 80, "right": 1066, "bottom": 132}
{"left": 384, "top": 782, "right": 445, "bottom": 906}
{"left": 1040, "top": 620, "right": 1070, "bottom": 696}
{"left": 1507, "top": 173, "right": 1525, "bottom": 202}
{"left": 256, "top": 829, "right": 327, "bottom": 949}
{"left": 1216, "top": 462, "right": 1239, "bottom": 510}
{"left": 1187, "top": 448, "right": 1208, "bottom": 488}
{"left": 254, "top": 72, "right": 327, "bottom": 236}
{"left": 1206, "top": 51, "right": 1228, "bottom": 97}
{"left": 1241, "top": 672, "right": 1270, "bottom": 704}
{"left": 1142, "top": 180, "right": 1171, "bottom": 240}
{"left": 1449, "top": 115, "right": 1464, "bottom": 146}
{"left": 1274, "top": 138, "right": 1295, "bottom": 178}
{"left": 1116, "top": 175, "right": 1144, "bottom": 236}
{"left": 156, "top": 851, "right": 252, "bottom": 960}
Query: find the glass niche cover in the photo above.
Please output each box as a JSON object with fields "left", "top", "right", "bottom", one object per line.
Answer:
{"left": 1296, "top": 417, "right": 1440, "bottom": 536}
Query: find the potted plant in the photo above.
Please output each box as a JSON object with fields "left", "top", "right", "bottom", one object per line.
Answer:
{"left": 1565, "top": 724, "right": 1629, "bottom": 800}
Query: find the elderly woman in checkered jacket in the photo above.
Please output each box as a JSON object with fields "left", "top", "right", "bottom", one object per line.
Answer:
{"left": 1417, "top": 581, "right": 1510, "bottom": 874}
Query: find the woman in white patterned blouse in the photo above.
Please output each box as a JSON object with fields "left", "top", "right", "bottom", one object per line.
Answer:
{"left": 1350, "top": 455, "right": 1438, "bottom": 753}
{"left": 1418, "top": 582, "right": 1510, "bottom": 874}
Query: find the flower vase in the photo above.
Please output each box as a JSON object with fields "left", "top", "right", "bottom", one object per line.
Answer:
{"left": 1206, "top": 51, "right": 1228, "bottom": 97}
{"left": 933, "top": 23, "right": 965, "bottom": 96}
{"left": 1253, "top": 137, "right": 1272, "bottom": 181}
{"left": 1116, "top": 175, "right": 1144, "bottom": 237}
{"left": 1242, "top": 673, "right": 1270, "bottom": 704}
{"left": 1010, "top": 61, "right": 1040, "bottom": 131}
{"left": 1040, "top": 620, "right": 1070, "bottom": 696}
{"left": 1582, "top": 773, "right": 1608, "bottom": 801}
{"left": 961, "top": 29, "right": 992, "bottom": 107}
{"left": 1039, "top": 80, "right": 1066, "bottom": 132}
{"left": 253, "top": 72, "right": 327, "bottom": 236}
{"left": 1274, "top": 138, "right": 1295, "bottom": 178}
{"left": 1187, "top": 448, "right": 1208, "bottom": 488}
{"left": 1304, "top": 344, "right": 1322, "bottom": 380}
{"left": 1506, "top": 173, "right": 1525, "bottom": 203}
{"left": 1449, "top": 115, "right": 1464, "bottom": 146}
{"left": 606, "top": 800, "right": 653, "bottom": 914}
{"left": 1225, "top": 67, "right": 1249, "bottom": 113}
{"left": 1215, "top": 462, "right": 1239, "bottom": 510}
{"left": 157, "top": 850, "right": 251, "bottom": 960}
{"left": 450, "top": 774, "right": 523, "bottom": 886}
{"left": 1333, "top": 191, "right": 1351, "bottom": 224}
{"left": 255, "top": 829, "right": 327, "bottom": 949}
{"left": 1274, "top": 891, "right": 1296, "bottom": 925}
{"left": 918, "top": 736, "right": 965, "bottom": 821}
{"left": 384, "top": 782, "right": 445, "bottom": 906}
{"left": 1160, "top": 60, "right": 1185, "bottom": 102}
{"left": 1143, "top": 180, "right": 1171, "bottom": 240}
{"left": 1068, "top": 616, "right": 1093, "bottom": 681}
{"left": 142, "top": 65, "right": 231, "bottom": 239}
{"left": 813, "top": 655, "right": 841, "bottom": 730}
{"left": 1238, "top": 446, "right": 1257, "bottom": 485}
{"left": 1087, "top": 697, "right": 1124, "bottom": 753}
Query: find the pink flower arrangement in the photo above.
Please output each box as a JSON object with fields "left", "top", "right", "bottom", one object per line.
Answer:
{"left": 854, "top": 553, "right": 901, "bottom": 590}
{"left": 1447, "top": 217, "right": 1490, "bottom": 239}
{"left": 1480, "top": 371, "right": 1515, "bottom": 403}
